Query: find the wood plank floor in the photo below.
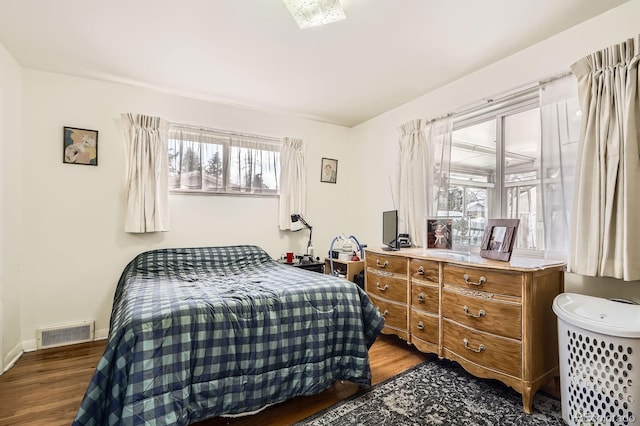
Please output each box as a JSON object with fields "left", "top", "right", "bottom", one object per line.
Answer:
{"left": 0, "top": 334, "right": 432, "bottom": 426}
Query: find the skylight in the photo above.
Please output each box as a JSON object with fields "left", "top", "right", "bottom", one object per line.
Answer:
{"left": 282, "top": 0, "right": 346, "bottom": 29}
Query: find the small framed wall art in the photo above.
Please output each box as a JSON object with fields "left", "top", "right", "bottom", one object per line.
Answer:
{"left": 320, "top": 157, "right": 337, "bottom": 183}
{"left": 63, "top": 126, "right": 98, "bottom": 166}
{"left": 479, "top": 219, "right": 520, "bottom": 261}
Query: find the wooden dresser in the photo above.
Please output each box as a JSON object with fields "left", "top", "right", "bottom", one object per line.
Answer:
{"left": 365, "top": 247, "right": 565, "bottom": 414}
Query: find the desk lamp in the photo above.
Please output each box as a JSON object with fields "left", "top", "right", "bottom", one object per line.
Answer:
{"left": 291, "top": 214, "right": 313, "bottom": 255}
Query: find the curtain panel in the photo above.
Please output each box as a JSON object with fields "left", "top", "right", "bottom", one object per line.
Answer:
{"left": 539, "top": 75, "right": 581, "bottom": 260}
{"left": 278, "top": 138, "right": 306, "bottom": 230}
{"left": 168, "top": 128, "right": 229, "bottom": 191}
{"left": 227, "top": 136, "right": 280, "bottom": 194}
{"left": 122, "top": 113, "right": 170, "bottom": 233}
{"left": 397, "top": 119, "right": 452, "bottom": 248}
{"left": 398, "top": 120, "right": 428, "bottom": 247}
{"left": 427, "top": 119, "right": 453, "bottom": 220}
{"left": 570, "top": 34, "right": 640, "bottom": 281}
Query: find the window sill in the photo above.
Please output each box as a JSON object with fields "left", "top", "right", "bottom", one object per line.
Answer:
{"left": 169, "top": 189, "right": 279, "bottom": 198}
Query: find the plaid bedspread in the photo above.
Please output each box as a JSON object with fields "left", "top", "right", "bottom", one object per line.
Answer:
{"left": 73, "top": 245, "right": 384, "bottom": 425}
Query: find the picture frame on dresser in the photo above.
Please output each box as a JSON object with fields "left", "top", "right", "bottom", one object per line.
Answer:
{"left": 479, "top": 219, "right": 519, "bottom": 261}
{"left": 426, "top": 217, "right": 452, "bottom": 249}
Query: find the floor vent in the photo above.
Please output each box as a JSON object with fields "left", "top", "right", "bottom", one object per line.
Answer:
{"left": 36, "top": 321, "right": 95, "bottom": 349}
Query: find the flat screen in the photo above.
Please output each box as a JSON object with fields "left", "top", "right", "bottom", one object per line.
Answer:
{"left": 382, "top": 210, "right": 399, "bottom": 250}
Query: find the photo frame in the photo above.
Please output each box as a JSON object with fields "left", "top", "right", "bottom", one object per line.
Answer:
{"left": 63, "top": 126, "right": 98, "bottom": 166}
{"left": 426, "top": 217, "right": 452, "bottom": 249}
{"left": 320, "top": 157, "right": 338, "bottom": 183}
{"left": 479, "top": 219, "right": 520, "bottom": 261}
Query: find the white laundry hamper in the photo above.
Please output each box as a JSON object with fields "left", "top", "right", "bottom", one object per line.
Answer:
{"left": 553, "top": 293, "right": 640, "bottom": 426}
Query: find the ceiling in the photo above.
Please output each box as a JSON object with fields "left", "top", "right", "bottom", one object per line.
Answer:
{"left": 0, "top": 0, "right": 629, "bottom": 127}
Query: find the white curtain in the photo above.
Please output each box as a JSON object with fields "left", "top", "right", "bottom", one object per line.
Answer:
{"left": 398, "top": 120, "right": 427, "bottom": 247}
{"left": 168, "top": 128, "right": 228, "bottom": 191}
{"left": 539, "top": 75, "right": 581, "bottom": 259}
{"left": 397, "top": 119, "right": 452, "bottom": 247}
{"left": 227, "top": 136, "right": 281, "bottom": 193}
{"left": 570, "top": 34, "right": 640, "bottom": 280}
{"left": 122, "top": 113, "right": 170, "bottom": 233}
{"left": 168, "top": 127, "right": 281, "bottom": 194}
{"left": 278, "top": 137, "right": 306, "bottom": 230}
{"left": 427, "top": 119, "right": 453, "bottom": 219}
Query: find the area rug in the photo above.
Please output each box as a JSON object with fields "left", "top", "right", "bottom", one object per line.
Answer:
{"left": 296, "top": 358, "right": 564, "bottom": 425}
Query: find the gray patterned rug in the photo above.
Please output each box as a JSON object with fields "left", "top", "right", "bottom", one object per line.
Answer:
{"left": 296, "top": 358, "right": 564, "bottom": 425}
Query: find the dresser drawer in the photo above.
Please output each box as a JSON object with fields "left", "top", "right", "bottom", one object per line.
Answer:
{"left": 443, "top": 320, "right": 521, "bottom": 378}
{"left": 442, "top": 290, "right": 521, "bottom": 339}
{"left": 369, "top": 295, "right": 407, "bottom": 331}
{"left": 411, "top": 282, "right": 438, "bottom": 313}
{"left": 410, "top": 309, "right": 438, "bottom": 345}
{"left": 443, "top": 264, "right": 522, "bottom": 298}
{"left": 366, "top": 274, "right": 407, "bottom": 303}
{"left": 366, "top": 254, "right": 407, "bottom": 275}
{"left": 410, "top": 259, "right": 439, "bottom": 283}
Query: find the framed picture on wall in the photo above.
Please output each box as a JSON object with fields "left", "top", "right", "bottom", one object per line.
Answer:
{"left": 63, "top": 126, "right": 98, "bottom": 166}
{"left": 320, "top": 157, "right": 338, "bottom": 183}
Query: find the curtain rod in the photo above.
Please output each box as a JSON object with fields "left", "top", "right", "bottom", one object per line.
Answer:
{"left": 426, "top": 70, "right": 573, "bottom": 124}
{"left": 170, "top": 122, "right": 283, "bottom": 143}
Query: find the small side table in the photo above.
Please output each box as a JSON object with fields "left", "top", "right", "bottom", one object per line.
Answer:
{"left": 324, "top": 258, "right": 364, "bottom": 283}
{"left": 278, "top": 260, "right": 324, "bottom": 274}
{"left": 292, "top": 261, "right": 324, "bottom": 274}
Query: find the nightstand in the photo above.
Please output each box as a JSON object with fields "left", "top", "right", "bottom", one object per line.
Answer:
{"left": 278, "top": 259, "right": 324, "bottom": 274}
{"left": 292, "top": 261, "right": 324, "bottom": 274}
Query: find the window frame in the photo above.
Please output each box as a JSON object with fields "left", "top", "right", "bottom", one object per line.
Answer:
{"left": 168, "top": 125, "right": 282, "bottom": 197}
{"left": 450, "top": 92, "right": 544, "bottom": 256}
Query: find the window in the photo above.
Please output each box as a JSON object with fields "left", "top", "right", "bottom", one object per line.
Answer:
{"left": 448, "top": 94, "right": 550, "bottom": 252}
{"left": 168, "top": 126, "right": 281, "bottom": 195}
{"left": 429, "top": 75, "right": 579, "bottom": 257}
{"left": 446, "top": 119, "right": 496, "bottom": 249}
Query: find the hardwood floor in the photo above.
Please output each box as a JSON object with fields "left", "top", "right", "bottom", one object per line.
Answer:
{"left": 0, "top": 341, "right": 105, "bottom": 426}
{"left": 0, "top": 334, "right": 431, "bottom": 425}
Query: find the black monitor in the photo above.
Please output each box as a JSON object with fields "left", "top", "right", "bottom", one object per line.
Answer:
{"left": 382, "top": 210, "right": 399, "bottom": 251}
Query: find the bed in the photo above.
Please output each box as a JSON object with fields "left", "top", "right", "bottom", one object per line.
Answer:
{"left": 73, "top": 245, "right": 384, "bottom": 425}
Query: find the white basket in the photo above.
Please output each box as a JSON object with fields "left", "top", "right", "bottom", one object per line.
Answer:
{"left": 554, "top": 293, "right": 640, "bottom": 426}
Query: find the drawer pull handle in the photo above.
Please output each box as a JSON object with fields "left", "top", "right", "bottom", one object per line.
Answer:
{"left": 463, "top": 305, "right": 485, "bottom": 318}
{"left": 376, "top": 259, "right": 389, "bottom": 268}
{"left": 463, "top": 338, "right": 486, "bottom": 353}
{"left": 417, "top": 292, "right": 425, "bottom": 302}
{"left": 417, "top": 321, "right": 424, "bottom": 330}
{"left": 417, "top": 266, "right": 425, "bottom": 275}
{"left": 376, "top": 282, "right": 389, "bottom": 292}
{"left": 463, "top": 274, "right": 486, "bottom": 286}
{"left": 381, "top": 309, "right": 390, "bottom": 317}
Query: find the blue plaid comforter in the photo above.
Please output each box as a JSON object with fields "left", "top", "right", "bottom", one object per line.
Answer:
{"left": 73, "top": 245, "right": 384, "bottom": 425}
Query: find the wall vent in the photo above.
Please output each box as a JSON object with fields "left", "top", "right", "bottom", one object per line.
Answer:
{"left": 36, "top": 321, "right": 95, "bottom": 349}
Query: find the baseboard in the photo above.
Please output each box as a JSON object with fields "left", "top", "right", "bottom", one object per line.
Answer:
{"left": 22, "top": 339, "right": 37, "bottom": 352}
{"left": 3, "top": 341, "right": 23, "bottom": 373}
{"left": 1, "top": 330, "right": 109, "bottom": 375}
{"left": 95, "top": 327, "right": 108, "bottom": 340}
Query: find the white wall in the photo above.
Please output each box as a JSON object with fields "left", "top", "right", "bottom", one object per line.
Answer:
{"left": 352, "top": 0, "right": 640, "bottom": 300}
{"left": 0, "top": 42, "right": 23, "bottom": 370}
{"left": 19, "top": 70, "right": 360, "bottom": 348}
